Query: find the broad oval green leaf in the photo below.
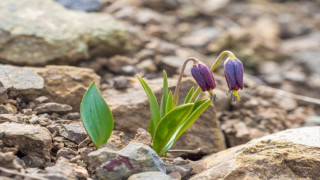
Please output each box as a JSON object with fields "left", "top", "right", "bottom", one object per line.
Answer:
{"left": 160, "top": 71, "right": 168, "bottom": 118}
{"left": 80, "top": 82, "right": 114, "bottom": 148}
{"left": 137, "top": 76, "right": 160, "bottom": 136}
{"left": 153, "top": 103, "right": 194, "bottom": 155}
{"left": 161, "top": 99, "right": 211, "bottom": 154}
{"left": 184, "top": 86, "right": 194, "bottom": 104}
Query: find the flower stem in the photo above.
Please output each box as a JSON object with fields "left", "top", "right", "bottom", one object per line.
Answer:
{"left": 188, "top": 50, "right": 235, "bottom": 103}
{"left": 173, "top": 57, "right": 199, "bottom": 105}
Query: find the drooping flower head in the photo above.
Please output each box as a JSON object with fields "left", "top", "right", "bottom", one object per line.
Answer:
{"left": 191, "top": 62, "right": 217, "bottom": 101}
{"left": 224, "top": 57, "right": 244, "bottom": 101}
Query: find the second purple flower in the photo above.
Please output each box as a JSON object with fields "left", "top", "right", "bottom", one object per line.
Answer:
{"left": 191, "top": 63, "right": 216, "bottom": 92}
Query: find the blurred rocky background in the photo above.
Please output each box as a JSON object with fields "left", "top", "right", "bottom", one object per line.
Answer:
{"left": 0, "top": 0, "right": 319, "bottom": 179}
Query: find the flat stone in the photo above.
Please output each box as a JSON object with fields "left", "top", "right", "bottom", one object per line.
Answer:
{"left": 59, "top": 122, "right": 87, "bottom": 144}
{"left": 0, "top": 123, "right": 52, "bottom": 164}
{"left": 0, "top": 65, "right": 44, "bottom": 98}
{"left": 29, "top": 65, "right": 100, "bottom": 111}
{"left": 96, "top": 142, "right": 166, "bottom": 180}
{"left": 0, "top": 114, "right": 20, "bottom": 123}
{"left": 128, "top": 171, "right": 172, "bottom": 180}
{"left": 0, "top": 0, "right": 130, "bottom": 65}
{"left": 55, "top": 0, "right": 103, "bottom": 12}
{"left": 191, "top": 127, "right": 320, "bottom": 179}
{"left": 35, "top": 102, "right": 72, "bottom": 114}
{"left": 102, "top": 77, "right": 226, "bottom": 156}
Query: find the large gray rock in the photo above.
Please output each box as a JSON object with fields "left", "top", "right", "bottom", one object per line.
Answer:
{"left": 0, "top": 0, "right": 130, "bottom": 65}
{"left": 96, "top": 142, "right": 165, "bottom": 180}
{"left": 102, "top": 77, "right": 226, "bottom": 156}
{"left": 191, "top": 127, "right": 320, "bottom": 180}
{"left": 0, "top": 123, "right": 52, "bottom": 166}
{"left": 0, "top": 65, "right": 44, "bottom": 101}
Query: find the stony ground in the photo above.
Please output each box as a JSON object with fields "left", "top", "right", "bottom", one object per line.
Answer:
{"left": 0, "top": 0, "right": 319, "bottom": 179}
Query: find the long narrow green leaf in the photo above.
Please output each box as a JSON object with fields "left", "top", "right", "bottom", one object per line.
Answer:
{"left": 166, "top": 92, "right": 173, "bottom": 114}
{"left": 160, "top": 71, "right": 168, "bottom": 118}
{"left": 137, "top": 76, "right": 160, "bottom": 133}
{"left": 80, "top": 82, "right": 114, "bottom": 148}
{"left": 184, "top": 86, "right": 194, "bottom": 104}
{"left": 148, "top": 118, "right": 154, "bottom": 137}
{"left": 161, "top": 99, "right": 211, "bottom": 153}
{"left": 153, "top": 103, "right": 194, "bottom": 155}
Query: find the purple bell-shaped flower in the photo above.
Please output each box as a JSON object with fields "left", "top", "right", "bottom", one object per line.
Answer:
{"left": 224, "top": 58, "right": 244, "bottom": 101}
{"left": 191, "top": 62, "right": 217, "bottom": 101}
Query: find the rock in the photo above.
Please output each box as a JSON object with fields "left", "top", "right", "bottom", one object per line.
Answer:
{"left": 87, "top": 146, "right": 118, "bottom": 171}
{"left": 282, "top": 33, "right": 320, "bottom": 55}
{"left": 57, "top": 147, "right": 78, "bottom": 159}
{"left": 180, "top": 28, "right": 221, "bottom": 48}
{"left": 35, "top": 102, "right": 72, "bottom": 114}
{"left": 137, "top": 59, "right": 157, "bottom": 72}
{"left": 0, "top": 105, "right": 13, "bottom": 114}
{"left": 113, "top": 76, "right": 129, "bottom": 90}
{"left": 0, "top": 152, "right": 22, "bottom": 169}
{"left": 96, "top": 142, "right": 166, "bottom": 180}
{"left": 70, "top": 162, "right": 90, "bottom": 179}
{"left": 141, "top": 0, "right": 179, "bottom": 10}
{"left": 55, "top": 0, "right": 103, "bottom": 12}
{"left": 258, "top": 61, "right": 280, "bottom": 75}
{"left": 0, "top": 123, "right": 52, "bottom": 166}
{"left": 294, "top": 50, "right": 320, "bottom": 74}
{"left": 168, "top": 172, "right": 181, "bottom": 180}
{"left": 0, "top": 87, "right": 8, "bottom": 104}
{"left": 278, "top": 13, "right": 312, "bottom": 39}
{"left": 165, "top": 164, "right": 193, "bottom": 179}
{"left": 160, "top": 56, "right": 186, "bottom": 75}
{"left": 62, "top": 112, "right": 80, "bottom": 120}
{"left": 304, "top": 116, "right": 320, "bottom": 127}
{"left": 45, "top": 157, "right": 88, "bottom": 180}
{"left": 21, "top": 109, "right": 33, "bottom": 116}
{"left": 102, "top": 77, "right": 226, "bottom": 156}
{"left": 59, "top": 122, "right": 87, "bottom": 144}
{"left": 0, "top": 114, "right": 21, "bottom": 123}
{"left": 277, "top": 96, "right": 298, "bottom": 111}
{"left": 21, "top": 155, "right": 46, "bottom": 168}
{"left": 191, "top": 127, "right": 320, "bottom": 180}
{"left": 128, "top": 171, "right": 172, "bottom": 180}
{"left": 198, "top": 0, "right": 230, "bottom": 15}
{"left": 0, "top": 65, "right": 44, "bottom": 99}
{"left": 29, "top": 65, "right": 100, "bottom": 111}
{"left": 0, "top": 0, "right": 130, "bottom": 65}
{"left": 130, "top": 128, "right": 152, "bottom": 146}
{"left": 284, "top": 71, "right": 306, "bottom": 83}
{"left": 102, "top": 130, "right": 130, "bottom": 150}
{"left": 34, "top": 96, "right": 50, "bottom": 104}
{"left": 106, "top": 55, "right": 138, "bottom": 74}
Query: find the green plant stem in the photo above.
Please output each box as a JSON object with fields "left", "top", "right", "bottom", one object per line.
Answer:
{"left": 173, "top": 57, "right": 200, "bottom": 105}
{"left": 188, "top": 50, "right": 235, "bottom": 103}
